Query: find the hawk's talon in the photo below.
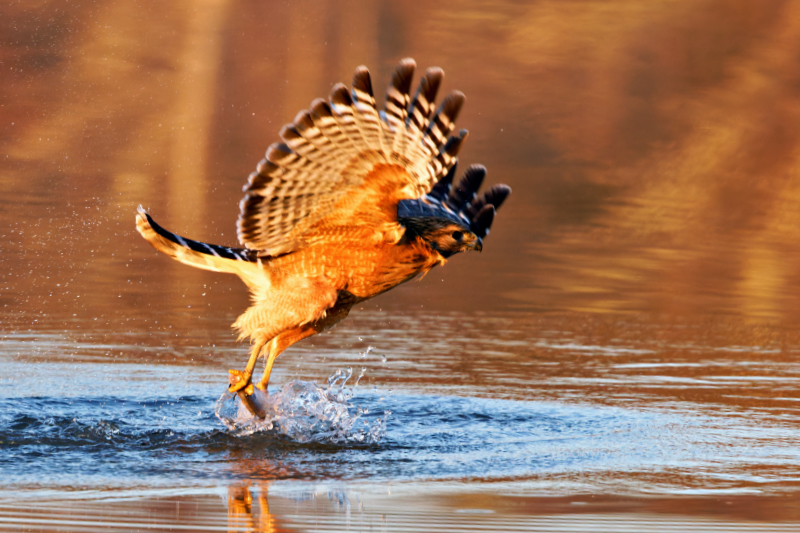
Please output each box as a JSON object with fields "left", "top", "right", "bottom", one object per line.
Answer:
{"left": 228, "top": 369, "right": 253, "bottom": 394}
{"left": 229, "top": 369, "right": 267, "bottom": 418}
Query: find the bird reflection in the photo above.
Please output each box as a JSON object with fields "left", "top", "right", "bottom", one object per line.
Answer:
{"left": 226, "top": 480, "right": 361, "bottom": 532}
{"left": 227, "top": 484, "right": 288, "bottom": 533}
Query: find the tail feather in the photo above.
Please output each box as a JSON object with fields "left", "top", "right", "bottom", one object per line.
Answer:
{"left": 136, "top": 206, "right": 257, "bottom": 274}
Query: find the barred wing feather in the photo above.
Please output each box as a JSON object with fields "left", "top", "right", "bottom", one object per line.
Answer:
{"left": 236, "top": 59, "right": 468, "bottom": 254}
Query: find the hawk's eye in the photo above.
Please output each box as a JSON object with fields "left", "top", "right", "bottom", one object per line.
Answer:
{"left": 451, "top": 231, "right": 463, "bottom": 241}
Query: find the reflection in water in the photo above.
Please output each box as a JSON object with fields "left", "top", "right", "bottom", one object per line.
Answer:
{"left": 166, "top": 0, "right": 231, "bottom": 232}
{"left": 228, "top": 484, "right": 286, "bottom": 533}
{"left": 2, "top": 486, "right": 800, "bottom": 532}
{"left": 227, "top": 485, "right": 365, "bottom": 533}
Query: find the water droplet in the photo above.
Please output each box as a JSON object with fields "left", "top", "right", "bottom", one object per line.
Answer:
{"left": 214, "top": 366, "right": 386, "bottom": 444}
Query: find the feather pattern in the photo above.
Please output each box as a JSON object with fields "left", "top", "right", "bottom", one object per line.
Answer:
{"left": 382, "top": 58, "right": 416, "bottom": 160}
{"left": 402, "top": 68, "right": 443, "bottom": 180}
{"left": 351, "top": 66, "right": 385, "bottom": 154}
{"left": 236, "top": 59, "right": 495, "bottom": 254}
{"left": 429, "top": 162, "right": 457, "bottom": 201}
{"left": 448, "top": 164, "right": 485, "bottom": 211}
{"left": 135, "top": 206, "right": 267, "bottom": 281}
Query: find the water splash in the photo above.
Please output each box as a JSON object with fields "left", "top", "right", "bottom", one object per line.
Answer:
{"left": 214, "top": 367, "right": 390, "bottom": 444}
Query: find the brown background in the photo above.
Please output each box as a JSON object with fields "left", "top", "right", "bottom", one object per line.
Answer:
{"left": 3, "top": 0, "right": 800, "bottom": 329}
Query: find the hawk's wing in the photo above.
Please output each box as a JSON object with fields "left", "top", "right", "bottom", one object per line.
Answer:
{"left": 237, "top": 59, "right": 468, "bottom": 255}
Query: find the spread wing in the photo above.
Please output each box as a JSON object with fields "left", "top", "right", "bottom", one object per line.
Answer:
{"left": 237, "top": 58, "right": 469, "bottom": 255}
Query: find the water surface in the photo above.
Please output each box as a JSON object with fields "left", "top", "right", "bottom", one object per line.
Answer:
{"left": 3, "top": 313, "right": 800, "bottom": 531}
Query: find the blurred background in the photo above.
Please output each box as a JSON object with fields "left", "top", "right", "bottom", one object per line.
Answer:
{"left": 3, "top": 0, "right": 800, "bottom": 330}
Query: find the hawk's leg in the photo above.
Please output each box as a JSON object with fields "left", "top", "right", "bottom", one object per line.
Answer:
{"left": 228, "top": 338, "right": 267, "bottom": 394}
{"left": 224, "top": 327, "right": 316, "bottom": 420}
{"left": 256, "top": 303, "right": 355, "bottom": 391}
{"left": 255, "top": 325, "right": 318, "bottom": 391}
{"left": 234, "top": 295, "right": 356, "bottom": 418}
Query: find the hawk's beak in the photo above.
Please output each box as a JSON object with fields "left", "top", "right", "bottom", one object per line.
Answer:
{"left": 468, "top": 237, "right": 483, "bottom": 252}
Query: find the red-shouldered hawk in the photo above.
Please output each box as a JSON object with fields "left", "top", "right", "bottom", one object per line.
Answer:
{"left": 136, "top": 59, "right": 510, "bottom": 417}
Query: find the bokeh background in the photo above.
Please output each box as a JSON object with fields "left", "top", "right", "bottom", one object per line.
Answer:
{"left": 3, "top": 0, "right": 800, "bottom": 331}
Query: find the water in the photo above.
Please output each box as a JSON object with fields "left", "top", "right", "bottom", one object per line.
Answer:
{"left": 5, "top": 0, "right": 800, "bottom": 530}
{"left": 3, "top": 315, "right": 800, "bottom": 499}
{"left": 3, "top": 316, "right": 800, "bottom": 530}
{"left": 214, "top": 369, "right": 390, "bottom": 443}
{"left": 3, "top": 381, "right": 793, "bottom": 492}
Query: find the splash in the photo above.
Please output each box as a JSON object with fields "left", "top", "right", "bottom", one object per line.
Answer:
{"left": 214, "top": 367, "right": 390, "bottom": 444}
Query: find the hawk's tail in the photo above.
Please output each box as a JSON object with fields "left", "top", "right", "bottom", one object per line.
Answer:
{"left": 135, "top": 206, "right": 257, "bottom": 274}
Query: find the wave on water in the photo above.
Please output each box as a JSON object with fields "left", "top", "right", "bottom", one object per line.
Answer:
{"left": 215, "top": 367, "right": 391, "bottom": 444}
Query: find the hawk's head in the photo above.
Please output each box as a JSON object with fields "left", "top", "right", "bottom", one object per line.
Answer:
{"left": 400, "top": 215, "right": 482, "bottom": 257}
{"left": 398, "top": 164, "right": 510, "bottom": 259}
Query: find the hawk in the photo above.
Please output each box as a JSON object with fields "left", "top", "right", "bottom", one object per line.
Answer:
{"left": 136, "top": 59, "right": 511, "bottom": 417}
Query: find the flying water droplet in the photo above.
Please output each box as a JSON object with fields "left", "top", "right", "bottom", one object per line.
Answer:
{"left": 360, "top": 346, "right": 374, "bottom": 358}
{"left": 215, "top": 367, "right": 388, "bottom": 444}
{"left": 354, "top": 367, "right": 367, "bottom": 388}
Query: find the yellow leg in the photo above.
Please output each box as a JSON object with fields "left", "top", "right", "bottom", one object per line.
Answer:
{"left": 233, "top": 299, "right": 356, "bottom": 417}
{"left": 256, "top": 338, "right": 280, "bottom": 392}
{"left": 253, "top": 302, "right": 355, "bottom": 391}
{"left": 255, "top": 326, "right": 318, "bottom": 391}
{"left": 228, "top": 338, "right": 266, "bottom": 394}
